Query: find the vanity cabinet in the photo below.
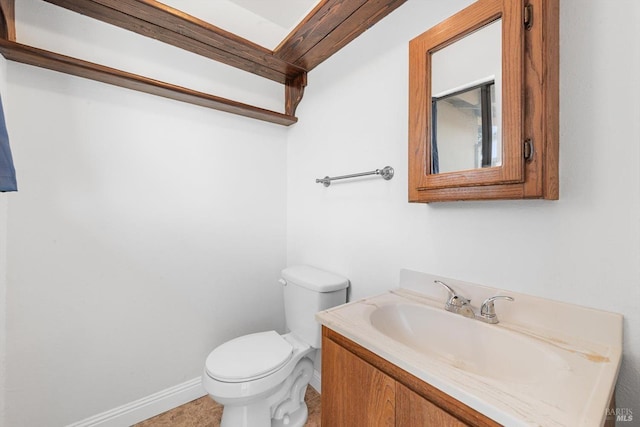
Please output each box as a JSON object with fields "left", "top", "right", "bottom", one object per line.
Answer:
{"left": 396, "top": 384, "right": 467, "bottom": 427}
{"left": 322, "top": 333, "right": 395, "bottom": 425}
{"left": 321, "top": 327, "right": 500, "bottom": 427}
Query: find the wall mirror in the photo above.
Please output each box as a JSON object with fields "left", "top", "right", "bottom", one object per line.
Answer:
{"left": 409, "top": 0, "right": 559, "bottom": 202}
{"left": 431, "top": 19, "right": 502, "bottom": 174}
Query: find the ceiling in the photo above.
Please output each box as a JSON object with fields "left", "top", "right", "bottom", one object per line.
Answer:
{"left": 159, "top": 0, "right": 322, "bottom": 50}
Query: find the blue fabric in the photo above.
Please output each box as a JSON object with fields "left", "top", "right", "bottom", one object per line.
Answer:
{"left": 0, "top": 94, "right": 17, "bottom": 192}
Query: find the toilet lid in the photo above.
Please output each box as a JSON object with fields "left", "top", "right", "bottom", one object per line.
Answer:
{"left": 205, "top": 331, "right": 293, "bottom": 382}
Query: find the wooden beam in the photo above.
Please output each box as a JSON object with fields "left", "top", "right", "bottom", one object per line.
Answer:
{"left": 291, "top": 0, "right": 408, "bottom": 70}
{"left": 44, "top": 0, "right": 306, "bottom": 84}
{"left": 274, "top": 0, "right": 367, "bottom": 64}
{"left": 0, "top": 0, "right": 15, "bottom": 41}
{"left": 275, "top": 0, "right": 408, "bottom": 70}
{"left": 0, "top": 39, "right": 297, "bottom": 126}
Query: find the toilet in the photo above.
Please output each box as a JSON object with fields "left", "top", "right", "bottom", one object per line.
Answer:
{"left": 202, "top": 265, "right": 349, "bottom": 427}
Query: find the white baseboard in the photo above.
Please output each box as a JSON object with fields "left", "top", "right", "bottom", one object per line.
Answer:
{"left": 309, "top": 369, "right": 321, "bottom": 393}
{"left": 66, "top": 377, "right": 206, "bottom": 427}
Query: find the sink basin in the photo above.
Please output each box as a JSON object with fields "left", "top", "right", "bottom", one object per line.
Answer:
{"left": 370, "top": 302, "right": 569, "bottom": 383}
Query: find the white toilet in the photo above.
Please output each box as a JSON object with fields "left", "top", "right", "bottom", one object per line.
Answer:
{"left": 202, "top": 265, "right": 349, "bottom": 427}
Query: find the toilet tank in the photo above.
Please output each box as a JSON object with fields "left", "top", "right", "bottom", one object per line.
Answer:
{"left": 281, "top": 265, "right": 349, "bottom": 348}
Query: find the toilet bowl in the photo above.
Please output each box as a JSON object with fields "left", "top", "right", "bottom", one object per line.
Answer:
{"left": 203, "top": 332, "right": 313, "bottom": 427}
{"left": 202, "top": 265, "right": 349, "bottom": 427}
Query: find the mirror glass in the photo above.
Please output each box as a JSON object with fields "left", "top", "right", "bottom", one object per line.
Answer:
{"left": 430, "top": 19, "right": 502, "bottom": 174}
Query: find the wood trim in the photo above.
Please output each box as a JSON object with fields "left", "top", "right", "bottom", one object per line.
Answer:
{"left": 289, "top": 0, "right": 408, "bottom": 70}
{"left": 275, "top": 0, "right": 367, "bottom": 64}
{"left": 275, "top": 0, "right": 407, "bottom": 71}
{"left": 46, "top": 0, "right": 408, "bottom": 79}
{"left": 285, "top": 72, "right": 307, "bottom": 117}
{"left": 43, "top": 0, "right": 304, "bottom": 85}
{"left": 0, "top": 39, "right": 297, "bottom": 126}
{"left": 524, "top": 0, "right": 559, "bottom": 199}
{"left": 409, "top": 0, "right": 524, "bottom": 192}
{"left": 9, "top": 0, "right": 405, "bottom": 124}
{"left": 1, "top": 0, "right": 300, "bottom": 125}
{"left": 0, "top": 0, "right": 14, "bottom": 41}
{"left": 409, "top": 183, "right": 525, "bottom": 203}
{"left": 323, "top": 327, "right": 501, "bottom": 427}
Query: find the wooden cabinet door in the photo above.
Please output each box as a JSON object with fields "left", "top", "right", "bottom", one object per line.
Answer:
{"left": 321, "top": 336, "right": 395, "bottom": 426}
{"left": 397, "top": 382, "right": 469, "bottom": 426}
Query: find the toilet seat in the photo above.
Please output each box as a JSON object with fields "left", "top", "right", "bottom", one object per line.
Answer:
{"left": 205, "top": 331, "right": 293, "bottom": 382}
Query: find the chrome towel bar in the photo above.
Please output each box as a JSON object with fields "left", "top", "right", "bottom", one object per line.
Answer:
{"left": 316, "top": 166, "right": 394, "bottom": 187}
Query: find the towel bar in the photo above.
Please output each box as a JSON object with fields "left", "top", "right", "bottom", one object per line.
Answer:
{"left": 316, "top": 166, "right": 394, "bottom": 187}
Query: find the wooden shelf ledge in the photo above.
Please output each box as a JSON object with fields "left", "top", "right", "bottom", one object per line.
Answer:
{"left": 0, "top": 0, "right": 407, "bottom": 125}
{"left": 0, "top": 39, "right": 298, "bottom": 126}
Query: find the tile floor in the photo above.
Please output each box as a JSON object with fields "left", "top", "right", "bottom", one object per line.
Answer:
{"left": 134, "top": 387, "right": 321, "bottom": 426}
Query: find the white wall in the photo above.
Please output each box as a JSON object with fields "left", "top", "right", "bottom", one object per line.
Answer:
{"left": 0, "top": 202, "right": 5, "bottom": 427}
{"left": 1, "top": 2, "right": 288, "bottom": 426}
{"left": 2, "top": 0, "right": 639, "bottom": 425}
{"left": 287, "top": 0, "right": 640, "bottom": 415}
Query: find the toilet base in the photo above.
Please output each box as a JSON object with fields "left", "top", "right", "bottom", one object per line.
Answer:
{"left": 272, "top": 402, "right": 308, "bottom": 427}
{"left": 220, "top": 400, "right": 272, "bottom": 427}
{"left": 216, "top": 357, "right": 314, "bottom": 427}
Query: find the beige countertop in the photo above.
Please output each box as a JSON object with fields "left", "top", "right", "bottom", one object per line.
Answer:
{"left": 316, "top": 269, "right": 622, "bottom": 427}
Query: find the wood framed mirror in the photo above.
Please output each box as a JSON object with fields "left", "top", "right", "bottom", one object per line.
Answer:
{"left": 408, "top": 0, "right": 559, "bottom": 203}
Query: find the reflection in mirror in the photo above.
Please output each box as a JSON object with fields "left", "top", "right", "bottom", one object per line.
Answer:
{"left": 430, "top": 19, "right": 502, "bottom": 174}
{"left": 431, "top": 81, "right": 498, "bottom": 173}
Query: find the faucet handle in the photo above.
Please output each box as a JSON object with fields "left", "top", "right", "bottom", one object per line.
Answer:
{"left": 434, "top": 280, "right": 456, "bottom": 299}
{"left": 434, "top": 280, "right": 471, "bottom": 307}
{"left": 480, "top": 296, "right": 514, "bottom": 318}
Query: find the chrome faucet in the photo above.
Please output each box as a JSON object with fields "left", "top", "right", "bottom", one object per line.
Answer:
{"left": 434, "top": 280, "right": 514, "bottom": 324}
{"left": 434, "top": 280, "right": 475, "bottom": 318}
{"left": 479, "top": 295, "right": 514, "bottom": 324}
